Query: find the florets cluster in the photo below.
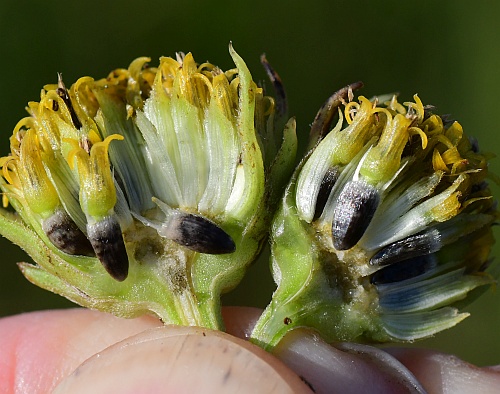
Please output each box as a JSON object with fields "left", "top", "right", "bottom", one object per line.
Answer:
{"left": 0, "top": 47, "right": 496, "bottom": 350}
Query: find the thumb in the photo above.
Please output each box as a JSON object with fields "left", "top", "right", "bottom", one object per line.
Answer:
{"left": 53, "top": 325, "right": 312, "bottom": 394}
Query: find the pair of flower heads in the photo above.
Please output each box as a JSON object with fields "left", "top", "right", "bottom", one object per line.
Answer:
{"left": 0, "top": 44, "right": 496, "bottom": 350}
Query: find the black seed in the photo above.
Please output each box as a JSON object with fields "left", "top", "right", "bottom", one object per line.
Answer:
{"left": 370, "top": 255, "right": 437, "bottom": 285}
{"left": 332, "top": 181, "right": 379, "bottom": 250}
{"left": 370, "top": 229, "right": 441, "bottom": 266}
{"left": 42, "top": 209, "right": 95, "bottom": 257}
{"left": 87, "top": 216, "right": 129, "bottom": 281}
{"left": 313, "top": 166, "right": 339, "bottom": 220}
{"left": 170, "top": 213, "right": 236, "bottom": 254}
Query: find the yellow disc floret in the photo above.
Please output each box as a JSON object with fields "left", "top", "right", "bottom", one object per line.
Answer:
{"left": 17, "top": 130, "right": 61, "bottom": 218}
{"left": 69, "top": 134, "right": 124, "bottom": 220}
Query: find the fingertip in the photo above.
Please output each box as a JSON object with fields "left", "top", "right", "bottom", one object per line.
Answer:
{"left": 0, "top": 309, "right": 160, "bottom": 393}
{"left": 54, "top": 326, "right": 313, "bottom": 394}
{"left": 386, "top": 348, "right": 500, "bottom": 394}
{"left": 272, "top": 329, "right": 426, "bottom": 394}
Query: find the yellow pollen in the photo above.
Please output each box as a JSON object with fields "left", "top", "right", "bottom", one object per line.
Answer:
{"left": 0, "top": 156, "right": 15, "bottom": 185}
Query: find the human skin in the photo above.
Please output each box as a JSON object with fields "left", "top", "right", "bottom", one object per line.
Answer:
{"left": 0, "top": 307, "right": 499, "bottom": 393}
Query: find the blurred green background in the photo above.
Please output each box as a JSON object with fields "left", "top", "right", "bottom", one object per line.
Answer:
{"left": 1, "top": 0, "right": 499, "bottom": 366}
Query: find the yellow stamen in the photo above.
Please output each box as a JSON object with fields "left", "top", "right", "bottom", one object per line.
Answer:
{"left": 386, "top": 95, "right": 406, "bottom": 114}
{"left": 408, "top": 126, "right": 428, "bottom": 149}
{"left": 432, "top": 149, "right": 449, "bottom": 172}
{"left": 18, "top": 129, "right": 60, "bottom": 217}
{"left": 0, "top": 156, "right": 16, "bottom": 185}
{"left": 421, "top": 114, "right": 444, "bottom": 137}
{"left": 211, "top": 72, "right": 237, "bottom": 120}
{"left": 404, "top": 94, "right": 424, "bottom": 123}
{"left": 360, "top": 113, "right": 412, "bottom": 184}
{"left": 75, "top": 134, "right": 124, "bottom": 219}
{"left": 344, "top": 101, "right": 359, "bottom": 124}
{"left": 435, "top": 134, "right": 456, "bottom": 150}
{"left": 445, "top": 121, "right": 463, "bottom": 145}
{"left": 87, "top": 129, "right": 102, "bottom": 146}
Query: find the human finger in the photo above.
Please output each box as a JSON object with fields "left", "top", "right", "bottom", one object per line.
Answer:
{"left": 0, "top": 309, "right": 160, "bottom": 393}
{"left": 387, "top": 348, "right": 500, "bottom": 394}
{"left": 53, "top": 324, "right": 312, "bottom": 394}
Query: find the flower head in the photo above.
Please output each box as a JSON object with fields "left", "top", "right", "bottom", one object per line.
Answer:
{"left": 0, "top": 45, "right": 297, "bottom": 328}
{"left": 250, "top": 85, "right": 497, "bottom": 349}
{"left": 1, "top": 45, "right": 496, "bottom": 352}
